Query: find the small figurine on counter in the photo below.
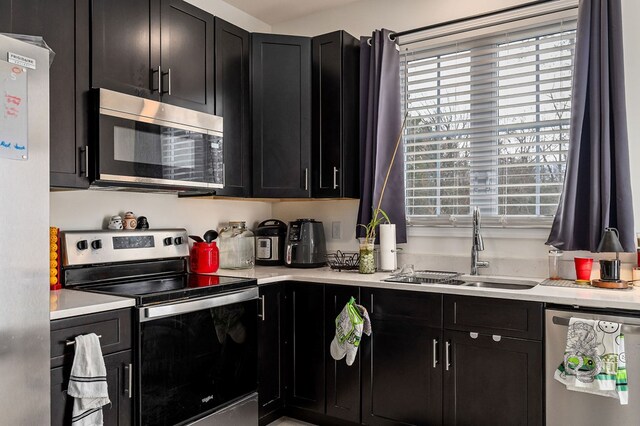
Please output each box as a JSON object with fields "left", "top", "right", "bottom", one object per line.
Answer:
{"left": 123, "top": 211, "right": 137, "bottom": 230}
{"left": 108, "top": 215, "right": 123, "bottom": 230}
{"left": 136, "top": 216, "right": 149, "bottom": 230}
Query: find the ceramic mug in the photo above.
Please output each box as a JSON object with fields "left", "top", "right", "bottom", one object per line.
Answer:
{"left": 123, "top": 211, "right": 137, "bottom": 230}
{"left": 108, "top": 215, "right": 123, "bottom": 230}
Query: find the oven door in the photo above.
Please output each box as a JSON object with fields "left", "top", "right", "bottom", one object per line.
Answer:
{"left": 94, "top": 98, "right": 224, "bottom": 191}
{"left": 137, "top": 288, "right": 258, "bottom": 426}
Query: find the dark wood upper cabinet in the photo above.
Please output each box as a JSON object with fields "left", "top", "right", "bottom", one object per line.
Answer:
{"left": 252, "top": 33, "right": 312, "bottom": 198}
{"left": 258, "top": 283, "right": 285, "bottom": 424}
{"left": 443, "top": 330, "right": 543, "bottom": 426}
{"left": 285, "top": 282, "right": 325, "bottom": 413}
{"left": 3, "top": 0, "right": 91, "bottom": 188}
{"left": 91, "top": 0, "right": 160, "bottom": 99}
{"left": 215, "top": 17, "right": 251, "bottom": 197}
{"left": 160, "top": 0, "right": 214, "bottom": 113}
{"left": 311, "top": 31, "right": 360, "bottom": 199}
{"left": 91, "top": 0, "right": 214, "bottom": 113}
{"left": 361, "top": 288, "right": 443, "bottom": 426}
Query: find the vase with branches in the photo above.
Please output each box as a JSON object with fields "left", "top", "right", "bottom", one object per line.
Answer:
{"left": 357, "top": 113, "right": 407, "bottom": 274}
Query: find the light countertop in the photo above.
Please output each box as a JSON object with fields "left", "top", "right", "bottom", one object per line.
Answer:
{"left": 216, "top": 266, "right": 640, "bottom": 311}
{"left": 50, "top": 266, "right": 640, "bottom": 320}
{"left": 50, "top": 289, "right": 136, "bottom": 320}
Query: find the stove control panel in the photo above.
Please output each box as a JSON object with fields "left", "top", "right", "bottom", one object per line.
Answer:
{"left": 61, "top": 229, "right": 190, "bottom": 267}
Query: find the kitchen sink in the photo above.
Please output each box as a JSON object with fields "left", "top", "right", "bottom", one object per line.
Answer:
{"left": 460, "top": 278, "right": 538, "bottom": 290}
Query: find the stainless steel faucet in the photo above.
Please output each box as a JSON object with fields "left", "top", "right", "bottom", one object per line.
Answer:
{"left": 471, "top": 206, "right": 489, "bottom": 275}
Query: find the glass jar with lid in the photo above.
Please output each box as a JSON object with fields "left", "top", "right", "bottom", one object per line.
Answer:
{"left": 218, "top": 221, "right": 255, "bottom": 269}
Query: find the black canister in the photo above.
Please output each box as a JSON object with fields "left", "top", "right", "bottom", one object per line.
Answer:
{"left": 255, "top": 219, "right": 288, "bottom": 266}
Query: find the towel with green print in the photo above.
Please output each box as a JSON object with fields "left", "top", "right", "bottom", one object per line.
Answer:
{"left": 554, "top": 317, "right": 628, "bottom": 405}
{"left": 330, "top": 297, "right": 371, "bottom": 366}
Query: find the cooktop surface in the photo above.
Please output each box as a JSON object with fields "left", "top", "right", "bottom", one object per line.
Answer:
{"left": 79, "top": 274, "right": 257, "bottom": 306}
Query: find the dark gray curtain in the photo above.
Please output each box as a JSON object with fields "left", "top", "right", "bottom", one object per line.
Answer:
{"left": 546, "top": 0, "right": 634, "bottom": 252}
{"left": 357, "top": 29, "right": 406, "bottom": 243}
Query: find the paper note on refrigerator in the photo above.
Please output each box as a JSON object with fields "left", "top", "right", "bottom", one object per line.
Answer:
{"left": 0, "top": 59, "right": 28, "bottom": 160}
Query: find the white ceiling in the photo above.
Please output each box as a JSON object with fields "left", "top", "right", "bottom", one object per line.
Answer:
{"left": 223, "top": 0, "right": 360, "bottom": 25}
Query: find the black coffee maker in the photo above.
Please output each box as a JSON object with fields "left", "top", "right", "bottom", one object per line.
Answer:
{"left": 595, "top": 227, "right": 624, "bottom": 284}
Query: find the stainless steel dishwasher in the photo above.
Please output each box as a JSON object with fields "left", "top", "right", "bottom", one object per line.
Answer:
{"left": 546, "top": 307, "right": 640, "bottom": 425}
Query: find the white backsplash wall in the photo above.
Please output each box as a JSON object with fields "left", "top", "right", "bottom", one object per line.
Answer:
{"left": 272, "top": 200, "right": 636, "bottom": 279}
{"left": 50, "top": 191, "right": 273, "bottom": 238}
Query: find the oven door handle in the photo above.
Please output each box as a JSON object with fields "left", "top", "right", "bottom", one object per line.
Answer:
{"left": 140, "top": 287, "right": 259, "bottom": 322}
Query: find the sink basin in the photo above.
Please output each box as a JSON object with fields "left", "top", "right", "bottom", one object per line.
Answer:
{"left": 460, "top": 278, "right": 538, "bottom": 290}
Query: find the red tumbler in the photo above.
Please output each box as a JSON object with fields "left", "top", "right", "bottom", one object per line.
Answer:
{"left": 190, "top": 242, "right": 219, "bottom": 273}
{"left": 574, "top": 257, "right": 593, "bottom": 281}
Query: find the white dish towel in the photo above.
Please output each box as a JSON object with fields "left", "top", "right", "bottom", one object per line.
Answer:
{"left": 66, "top": 333, "right": 111, "bottom": 425}
{"left": 554, "top": 317, "right": 628, "bottom": 405}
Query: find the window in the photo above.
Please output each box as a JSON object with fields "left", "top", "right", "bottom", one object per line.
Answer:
{"left": 401, "top": 11, "right": 577, "bottom": 226}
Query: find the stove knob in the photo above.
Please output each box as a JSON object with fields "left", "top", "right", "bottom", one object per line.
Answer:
{"left": 91, "top": 240, "right": 102, "bottom": 250}
{"left": 163, "top": 237, "right": 173, "bottom": 246}
{"left": 174, "top": 236, "right": 184, "bottom": 246}
{"left": 76, "top": 240, "right": 88, "bottom": 251}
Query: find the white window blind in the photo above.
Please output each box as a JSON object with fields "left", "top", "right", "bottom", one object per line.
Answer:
{"left": 402, "top": 14, "right": 577, "bottom": 226}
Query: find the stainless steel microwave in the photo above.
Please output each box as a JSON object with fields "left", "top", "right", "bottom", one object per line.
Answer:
{"left": 91, "top": 89, "right": 224, "bottom": 191}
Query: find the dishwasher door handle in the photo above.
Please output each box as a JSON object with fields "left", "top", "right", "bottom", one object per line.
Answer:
{"left": 552, "top": 315, "right": 640, "bottom": 334}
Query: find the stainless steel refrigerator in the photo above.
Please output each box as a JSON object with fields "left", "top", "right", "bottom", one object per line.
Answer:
{"left": 0, "top": 33, "right": 51, "bottom": 424}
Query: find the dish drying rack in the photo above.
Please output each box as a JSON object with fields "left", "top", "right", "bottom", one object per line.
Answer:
{"left": 384, "top": 270, "right": 463, "bottom": 285}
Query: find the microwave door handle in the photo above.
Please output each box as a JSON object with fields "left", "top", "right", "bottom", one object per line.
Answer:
{"left": 140, "top": 287, "right": 259, "bottom": 322}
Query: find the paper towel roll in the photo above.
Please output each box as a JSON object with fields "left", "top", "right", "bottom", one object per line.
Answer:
{"left": 379, "top": 224, "right": 397, "bottom": 272}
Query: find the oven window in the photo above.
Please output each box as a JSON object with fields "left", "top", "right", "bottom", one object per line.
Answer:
{"left": 139, "top": 300, "right": 257, "bottom": 426}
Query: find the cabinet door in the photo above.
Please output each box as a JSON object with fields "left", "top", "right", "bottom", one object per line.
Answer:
{"left": 361, "top": 288, "right": 443, "bottom": 426}
{"left": 311, "top": 31, "right": 359, "bottom": 198}
{"left": 286, "top": 282, "right": 325, "bottom": 413}
{"left": 51, "top": 350, "right": 133, "bottom": 426}
{"left": 325, "top": 285, "right": 361, "bottom": 423}
{"left": 443, "top": 330, "right": 543, "bottom": 426}
{"left": 252, "top": 34, "right": 311, "bottom": 198}
{"left": 258, "top": 284, "right": 285, "bottom": 422}
{"left": 215, "top": 18, "right": 251, "bottom": 197}
{"left": 160, "top": 0, "right": 214, "bottom": 113}
{"left": 8, "top": 0, "right": 90, "bottom": 188}
{"left": 91, "top": 0, "right": 160, "bottom": 99}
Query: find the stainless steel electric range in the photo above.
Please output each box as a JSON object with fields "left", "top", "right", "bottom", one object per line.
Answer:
{"left": 61, "top": 229, "right": 259, "bottom": 426}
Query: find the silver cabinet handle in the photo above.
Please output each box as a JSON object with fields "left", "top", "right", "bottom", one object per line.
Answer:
{"left": 79, "top": 146, "right": 89, "bottom": 177}
{"left": 258, "top": 295, "right": 266, "bottom": 321}
{"left": 124, "top": 363, "right": 132, "bottom": 398}
{"left": 492, "top": 335, "right": 502, "bottom": 342}
{"left": 65, "top": 334, "right": 101, "bottom": 346}
{"left": 161, "top": 67, "right": 171, "bottom": 95}
{"left": 445, "top": 341, "right": 451, "bottom": 371}
{"left": 153, "top": 66, "right": 162, "bottom": 93}
{"left": 432, "top": 339, "right": 438, "bottom": 368}
{"left": 222, "top": 163, "right": 226, "bottom": 187}
{"left": 333, "top": 167, "right": 339, "bottom": 189}
{"left": 470, "top": 332, "right": 478, "bottom": 339}
{"left": 304, "top": 168, "right": 309, "bottom": 191}
{"left": 167, "top": 68, "right": 172, "bottom": 95}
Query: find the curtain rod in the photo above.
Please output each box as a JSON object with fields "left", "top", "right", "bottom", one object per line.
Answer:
{"left": 389, "top": 0, "right": 561, "bottom": 40}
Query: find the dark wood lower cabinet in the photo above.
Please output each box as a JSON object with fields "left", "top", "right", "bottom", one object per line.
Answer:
{"left": 361, "top": 288, "right": 443, "bottom": 426}
{"left": 443, "top": 330, "right": 543, "bottom": 426}
{"left": 325, "top": 285, "right": 361, "bottom": 424}
{"left": 285, "top": 282, "right": 325, "bottom": 413}
{"left": 51, "top": 350, "right": 133, "bottom": 426}
{"left": 258, "top": 283, "right": 285, "bottom": 423}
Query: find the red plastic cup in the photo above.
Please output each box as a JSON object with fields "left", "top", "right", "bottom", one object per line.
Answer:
{"left": 574, "top": 257, "right": 593, "bottom": 281}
